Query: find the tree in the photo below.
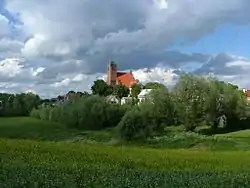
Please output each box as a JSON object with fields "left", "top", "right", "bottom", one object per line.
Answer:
{"left": 0, "top": 92, "right": 41, "bottom": 117}
{"left": 77, "top": 91, "right": 90, "bottom": 97}
{"left": 204, "top": 78, "right": 225, "bottom": 130}
{"left": 117, "top": 105, "right": 160, "bottom": 141}
{"left": 173, "top": 74, "right": 208, "bottom": 131}
{"left": 203, "top": 78, "right": 248, "bottom": 131}
{"left": 68, "top": 90, "right": 75, "bottom": 94}
{"left": 91, "top": 79, "right": 112, "bottom": 96}
{"left": 144, "top": 82, "right": 166, "bottom": 90}
{"left": 57, "top": 95, "right": 64, "bottom": 100}
{"left": 131, "top": 83, "right": 143, "bottom": 98}
{"left": 21, "top": 93, "right": 41, "bottom": 115}
{"left": 149, "top": 89, "right": 177, "bottom": 126}
{"left": 12, "top": 95, "right": 23, "bottom": 116}
{"left": 222, "top": 83, "right": 247, "bottom": 129}
{"left": 113, "top": 84, "right": 130, "bottom": 100}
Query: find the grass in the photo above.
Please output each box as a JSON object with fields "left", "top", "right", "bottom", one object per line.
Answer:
{"left": 0, "top": 117, "right": 76, "bottom": 141}
{"left": 1, "top": 138, "right": 250, "bottom": 187}
{"left": 0, "top": 117, "right": 114, "bottom": 143}
{"left": 2, "top": 117, "right": 250, "bottom": 187}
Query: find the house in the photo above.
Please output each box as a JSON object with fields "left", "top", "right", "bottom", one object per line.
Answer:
{"left": 106, "top": 95, "right": 120, "bottom": 104}
{"left": 106, "top": 61, "right": 139, "bottom": 88}
{"left": 243, "top": 89, "right": 250, "bottom": 101}
{"left": 138, "top": 89, "right": 153, "bottom": 103}
{"left": 121, "top": 96, "right": 133, "bottom": 105}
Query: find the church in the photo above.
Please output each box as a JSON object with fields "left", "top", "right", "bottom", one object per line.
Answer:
{"left": 106, "top": 61, "right": 139, "bottom": 88}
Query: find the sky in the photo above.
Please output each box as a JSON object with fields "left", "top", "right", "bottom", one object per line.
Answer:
{"left": 0, "top": 0, "right": 250, "bottom": 98}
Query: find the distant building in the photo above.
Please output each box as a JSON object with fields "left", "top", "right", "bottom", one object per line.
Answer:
{"left": 138, "top": 89, "right": 153, "bottom": 103}
{"left": 243, "top": 89, "right": 250, "bottom": 101}
{"left": 65, "top": 92, "right": 81, "bottom": 101}
{"left": 106, "top": 95, "right": 120, "bottom": 104}
{"left": 106, "top": 61, "right": 139, "bottom": 88}
{"left": 121, "top": 97, "right": 133, "bottom": 105}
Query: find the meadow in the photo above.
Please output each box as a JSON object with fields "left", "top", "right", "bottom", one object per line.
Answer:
{"left": 1, "top": 117, "right": 250, "bottom": 187}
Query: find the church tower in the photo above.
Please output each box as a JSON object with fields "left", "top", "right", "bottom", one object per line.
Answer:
{"left": 107, "top": 61, "right": 117, "bottom": 87}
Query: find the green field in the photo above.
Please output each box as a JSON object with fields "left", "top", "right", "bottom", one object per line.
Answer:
{"left": 1, "top": 117, "right": 250, "bottom": 187}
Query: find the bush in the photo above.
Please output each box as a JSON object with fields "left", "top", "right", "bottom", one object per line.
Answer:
{"left": 37, "top": 106, "right": 51, "bottom": 120}
{"left": 30, "top": 109, "right": 40, "bottom": 119}
{"left": 31, "top": 95, "right": 127, "bottom": 130}
{"left": 149, "top": 89, "right": 177, "bottom": 126}
{"left": 73, "top": 96, "right": 126, "bottom": 130}
{"left": 49, "top": 107, "right": 62, "bottom": 122}
{"left": 117, "top": 104, "right": 164, "bottom": 141}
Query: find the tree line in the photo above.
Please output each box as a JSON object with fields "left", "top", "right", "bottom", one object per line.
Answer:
{"left": 0, "top": 92, "right": 41, "bottom": 117}
{"left": 0, "top": 79, "right": 166, "bottom": 118}
{"left": 91, "top": 79, "right": 166, "bottom": 99}
{"left": 29, "top": 74, "right": 250, "bottom": 141}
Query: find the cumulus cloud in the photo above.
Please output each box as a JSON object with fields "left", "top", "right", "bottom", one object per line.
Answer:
{"left": 133, "top": 66, "right": 179, "bottom": 87}
{"left": 194, "top": 53, "right": 250, "bottom": 88}
{"left": 0, "top": 0, "right": 249, "bottom": 97}
{"left": 5, "top": 1, "right": 250, "bottom": 67}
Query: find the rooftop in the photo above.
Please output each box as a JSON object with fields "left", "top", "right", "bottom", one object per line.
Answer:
{"left": 117, "top": 71, "right": 138, "bottom": 88}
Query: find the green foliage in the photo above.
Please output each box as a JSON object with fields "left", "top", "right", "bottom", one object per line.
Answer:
{"left": 131, "top": 83, "right": 143, "bottom": 98}
{"left": 171, "top": 74, "right": 248, "bottom": 132}
{"left": 77, "top": 91, "right": 90, "bottom": 97}
{"left": 173, "top": 74, "right": 208, "bottom": 131}
{"left": 0, "top": 92, "right": 41, "bottom": 117}
{"left": 31, "top": 96, "right": 127, "bottom": 130}
{"left": 222, "top": 83, "right": 248, "bottom": 129}
{"left": 204, "top": 78, "right": 225, "bottom": 129}
{"left": 144, "top": 82, "right": 166, "bottom": 90}
{"left": 149, "top": 89, "right": 177, "bottom": 125}
{"left": 112, "top": 84, "right": 129, "bottom": 99}
{"left": 91, "top": 79, "right": 112, "bottom": 96}
{"left": 0, "top": 117, "right": 77, "bottom": 141}
{"left": 117, "top": 104, "right": 165, "bottom": 141}
{"left": 31, "top": 73, "right": 249, "bottom": 141}
{"left": 203, "top": 78, "right": 248, "bottom": 130}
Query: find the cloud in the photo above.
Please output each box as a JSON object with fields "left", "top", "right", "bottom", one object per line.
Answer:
{"left": 0, "top": 38, "right": 23, "bottom": 59}
{"left": 0, "top": 58, "right": 24, "bottom": 77}
{"left": 0, "top": 0, "right": 249, "bottom": 97}
{"left": 0, "top": 14, "right": 10, "bottom": 38}
{"left": 133, "top": 66, "right": 179, "bottom": 87}
{"left": 5, "top": 0, "right": 250, "bottom": 71}
{"left": 195, "top": 53, "right": 250, "bottom": 89}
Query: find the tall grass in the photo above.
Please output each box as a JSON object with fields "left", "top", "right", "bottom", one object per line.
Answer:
{"left": 1, "top": 139, "right": 250, "bottom": 187}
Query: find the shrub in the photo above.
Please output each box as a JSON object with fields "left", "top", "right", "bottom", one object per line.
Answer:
{"left": 117, "top": 104, "right": 164, "bottom": 141}
{"left": 49, "top": 107, "right": 62, "bottom": 122}
{"left": 149, "top": 89, "right": 177, "bottom": 126}
{"left": 104, "top": 104, "right": 127, "bottom": 129}
{"left": 30, "top": 109, "right": 40, "bottom": 119}
{"left": 74, "top": 95, "right": 126, "bottom": 130}
{"left": 35, "top": 106, "right": 51, "bottom": 120}
{"left": 31, "top": 95, "right": 127, "bottom": 130}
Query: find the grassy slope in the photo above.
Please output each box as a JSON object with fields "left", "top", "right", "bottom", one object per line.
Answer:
{"left": 2, "top": 117, "right": 250, "bottom": 150}
{"left": 2, "top": 117, "right": 250, "bottom": 187}
{"left": 0, "top": 117, "right": 114, "bottom": 142}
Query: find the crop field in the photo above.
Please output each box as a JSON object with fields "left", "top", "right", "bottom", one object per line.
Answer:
{"left": 1, "top": 117, "right": 250, "bottom": 187}
{"left": 1, "top": 139, "right": 250, "bottom": 187}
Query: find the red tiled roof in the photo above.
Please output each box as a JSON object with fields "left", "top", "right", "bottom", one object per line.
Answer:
{"left": 116, "top": 71, "right": 138, "bottom": 88}
{"left": 245, "top": 90, "right": 250, "bottom": 98}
